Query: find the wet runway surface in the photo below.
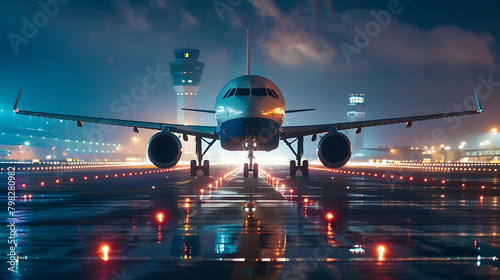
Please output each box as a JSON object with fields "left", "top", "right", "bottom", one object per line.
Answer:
{"left": 1, "top": 163, "right": 500, "bottom": 279}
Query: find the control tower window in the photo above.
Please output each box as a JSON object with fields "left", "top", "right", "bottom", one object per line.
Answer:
{"left": 185, "top": 53, "right": 189, "bottom": 58}
{"left": 252, "top": 88, "right": 267, "bottom": 96}
{"left": 235, "top": 88, "right": 250, "bottom": 96}
{"left": 226, "top": 88, "right": 236, "bottom": 98}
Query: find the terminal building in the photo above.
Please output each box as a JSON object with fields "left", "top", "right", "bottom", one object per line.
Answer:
{"left": 169, "top": 48, "right": 205, "bottom": 125}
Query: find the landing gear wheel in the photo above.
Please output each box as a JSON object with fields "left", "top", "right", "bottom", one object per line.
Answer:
{"left": 190, "top": 160, "right": 197, "bottom": 177}
{"left": 290, "top": 160, "right": 297, "bottom": 177}
{"left": 253, "top": 163, "right": 259, "bottom": 178}
{"left": 302, "top": 160, "right": 309, "bottom": 176}
{"left": 243, "top": 163, "right": 249, "bottom": 178}
{"left": 202, "top": 160, "right": 210, "bottom": 176}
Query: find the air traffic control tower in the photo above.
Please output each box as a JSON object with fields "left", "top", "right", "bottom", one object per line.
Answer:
{"left": 347, "top": 93, "right": 366, "bottom": 152}
{"left": 169, "top": 48, "right": 205, "bottom": 125}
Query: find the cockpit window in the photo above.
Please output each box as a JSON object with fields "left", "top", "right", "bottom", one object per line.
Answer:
{"left": 267, "top": 88, "right": 277, "bottom": 99}
{"left": 226, "top": 88, "right": 236, "bottom": 98}
{"left": 252, "top": 88, "right": 267, "bottom": 96}
{"left": 235, "top": 88, "right": 250, "bottom": 96}
{"left": 222, "top": 89, "right": 232, "bottom": 99}
{"left": 270, "top": 88, "right": 279, "bottom": 99}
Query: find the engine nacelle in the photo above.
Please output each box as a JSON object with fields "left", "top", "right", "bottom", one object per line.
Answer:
{"left": 147, "top": 132, "right": 182, "bottom": 168}
{"left": 318, "top": 132, "right": 352, "bottom": 168}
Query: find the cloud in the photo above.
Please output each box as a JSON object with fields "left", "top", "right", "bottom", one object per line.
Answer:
{"left": 249, "top": 0, "right": 337, "bottom": 66}
{"left": 181, "top": 12, "right": 201, "bottom": 28}
{"left": 337, "top": 10, "right": 496, "bottom": 68}
{"left": 124, "top": 7, "right": 150, "bottom": 30}
{"left": 149, "top": 0, "right": 167, "bottom": 10}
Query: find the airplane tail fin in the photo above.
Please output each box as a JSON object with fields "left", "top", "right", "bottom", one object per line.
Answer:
{"left": 247, "top": 29, "right": 251, "bottom": 75}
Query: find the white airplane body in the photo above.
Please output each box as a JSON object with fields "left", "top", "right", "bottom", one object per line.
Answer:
{"left": 13, "top": 31, "right": 482, "bottom": 177}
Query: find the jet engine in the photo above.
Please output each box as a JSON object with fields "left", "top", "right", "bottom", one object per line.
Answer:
{"left": 147, "top": 132, "right": 182, "bottom": 168}
{"left": 318, "top": 132, "right": 352, "bottom": 168}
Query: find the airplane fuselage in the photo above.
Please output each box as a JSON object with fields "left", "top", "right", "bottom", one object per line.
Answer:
{"left": 215, "top": 75, "right": 284, "bottom": 151}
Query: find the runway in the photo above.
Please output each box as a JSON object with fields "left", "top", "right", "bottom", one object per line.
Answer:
{"left": 1, "top": 162, "right": 499, "bottom": 279}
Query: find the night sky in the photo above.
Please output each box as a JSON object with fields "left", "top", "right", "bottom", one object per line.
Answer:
{"left": 1, "top": 0, "right": 499, "bottom": 156}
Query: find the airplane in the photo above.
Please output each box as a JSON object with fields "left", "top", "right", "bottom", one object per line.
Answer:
{"left": 13, "top": 30, "right": 482, "bottom": 178}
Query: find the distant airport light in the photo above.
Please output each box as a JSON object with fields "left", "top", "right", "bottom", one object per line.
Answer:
{"left": 200, "top": 189, "right": 204, "bottom": 194}
{"left": 70, "top": 178, "right": 73, "bottom": 182}
{"left": 84, "top": 176, "right": 87, "bottom": 180}
{"left": 290, "top": 189, "right": 294, "bottom": 194}
{"left": 304, "top": 198, "right": 309, "bottom": 203}
{"left": 40, "top": 182, "right": 45, "bottom": 186}
{"left": 185, "top": 198, "right": 190, "bottom": 203}
{"left": 55, "top": 179, "right": 59, "bottom": 183}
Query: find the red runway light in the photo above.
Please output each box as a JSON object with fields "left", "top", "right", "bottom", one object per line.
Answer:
{"left": 290, "top": 189, "right": 294, "bottom": 194}
{"left": 424, "top": 178, "right": 428, "bottom": 182}
{"left": 55, "top": 179, "right": 60, "bottom": 183}
{"left": 105, "top": 175, "right": 109, "bottom": 178}
{"left": 84, "top": 176, "right": 87, "bottom": 180}
{"left": 409, "top": 177, "right": 414, "bottom": 181}
{"left": 70, "top": 178, "right": 74, "bottom": 182}
{"left": 304, "top": 198, "right": 309, "bottom": 203}
{"left": 95, "top": 175, "right": 99, "bottom": 179}
{"left": 481, "top": 185, "right": 485, "bottom": 189}
{"left": 28, "top": 194, "right": 32, "bottom": 198}
{"left": 23, "top": 194, "right": 27, "bottom": 199}
{"left": 442, "top": 180, "right": 445, "bottom": 184}
{"left": 185, "top": 198, "right": 190, "bottom": 203}
{"left": 41, "top": 182, "right": 45, "bottom": 186}
{"left": 200, "top": 189, "right": 204, "bottom": 194}
{"left": 22, "top": 184, "right": 26, "bottom": 187}
{"left": 480, "top": 196, "right": 484, "bottom": 200}
{"left": 114, "top": 174, "right": 118, "bottom": 177}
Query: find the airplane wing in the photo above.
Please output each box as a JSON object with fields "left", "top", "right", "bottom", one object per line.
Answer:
{"left": 282, "top": 90, "right": 482, "bottom": 139}
{"left": 13, "top": 89, "right": 218, "bottom": 139}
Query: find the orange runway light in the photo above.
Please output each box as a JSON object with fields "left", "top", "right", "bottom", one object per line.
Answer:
{"left": 378, "top": 245, "right": 385, "bottom": 261}
{"left": 157, "top": 213, "right": 164, "bottom": 223}
{"left": 290, "top": 189, "right": 294, "bottom": 194}
{"left": 185, "top": 198, "right": 190, "bottom": 203}
{"left": 481, "top": 185, "right": 485, "bottom": 189}
{"left": 200, "top": 189, "right": 204, "bottom": 194}
{"left": 326, "top": 213, "right": 334, "bottom": 221}
{"left": 28, "top": 194, "right": 32, "bottom": 198}
{"left": 304, "top": 198, "right": 309, "bottom": 203}
{"left": 480, "top": 196, "right": 484, "bottom": 200}
{"left": 55, "top": 179, "right": 59, "bottom": 183}
{"left": 101, "top": 245, "right": 110, "bottom": 261}
{"left": 40, "top": 182, "right": 45, "bottom": 186}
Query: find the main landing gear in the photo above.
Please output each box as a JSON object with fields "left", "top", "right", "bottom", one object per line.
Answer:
{"left": 243, "top": 150, "right": 259, "bottom": 178}
{"left": 190, "top": 136, "right": 216, "bottom": 177}
{"left": 283, "top": 136, "right": 309, "bottom": 177}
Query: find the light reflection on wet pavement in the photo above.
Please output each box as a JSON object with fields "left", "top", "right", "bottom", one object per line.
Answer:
{"left": 1, "top": 163, "right": 499, "bottom": 279}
